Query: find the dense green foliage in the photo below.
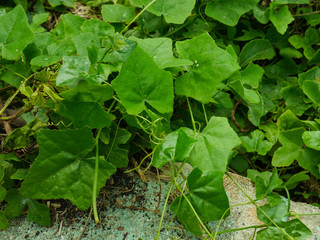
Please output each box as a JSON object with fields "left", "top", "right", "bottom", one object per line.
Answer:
{"left": 0, "top": 0, "right": 320, "bottom": 238}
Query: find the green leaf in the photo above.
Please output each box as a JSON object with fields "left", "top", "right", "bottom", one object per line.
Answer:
{"left": 152, "top": 128, "right": 196, "bottom": 168}
{"left": 81, "top": 19, "right": 115, "bottom": 37}
{"left": 289, "top": 28, "right": 320, "bottom": 59}
{"left": 175, "top": 33, "right": 239, "bottom": 103}
{"left": 302, "top": 80, "right": 320, "bottom": 106}
{"left": 239, "top": 62, "right": 264, "bottom": 88}
{"left": 0, "top": 186, "right": 6, "bottom": 202}
{"left": 20, "top": 128, "right": 116, "bottom": 210}
{"left": 253, "top": 5, "right": 270, "bottom": 24}
{"left": 272, "top": 128, "right": 320, "bottom": 179}
{"left": 27, "top": 200, "right": 51, "bottom": 227}
{"left": 302, "top": 131, "right": 320, "bottom": 150}
{"left": 170, "top": 168, "right": 229, "bottom": 235}
{"left": 0, "top": 5, "right": 34, "bottom": 60}
{"left": 102, "top": 4, "right": 135, "bottom": 23}
{"left": 229, "top": 155, "right": 249, "bottom": 173}
{"left": 5, "top": 189, "right": 51, "bottom": 226}
{"left": 131, "top": 0, "right": 196, "bottom": 24}
{"left": 284, "top": 171, "right": 310, "bottom": 190}
{"left": 187, "top": 116, "right": 240, "bottom": 172}
{"left": 56, "top": 56, "right": 91, "bottom": 87}
{"left": 57, "top": 81, "right": 114, "bottom": 129}
{"left": 259, "top": 122, "right": 279, "bottom": 144}
{"left": 281, "top": 86, "right": 310, "bottom": 116}
{"left": 277, "top": 110, "right": 304, "bottom": 131}
{"left": 30, "top": 13, "right": 49, "bottom": 33}
{"left": 10, "top": 169, "right": 28, "bottom": 180}
{"left": 298, "top": 66, "right": 320, "bottom": 87}
{"left": 248, "top": 169, "right": 282, "bottom": 200}
{"left": 129, "top": 37, "right": 192, "bottom": 69}
{"left": 279, "top": 47, "right": 303, "bottom": 58}
{"left": 205, "top": 0, "right": 259, "bottom": 26}
{"left": 112, "top": 46, "right": 173, "bottom": 115}
{"left": 0, "top": 211, "right": 9, "bottom": 230}
{"left": 4, "top": 119, "right": 43, "bottom": 150}
{"left": 257, "top": 200, "right": 288, "bottom": 225}
{"left": 48, "top": 0, "right": 75, "bottom": 7}
{"left": 31, "top": 55, "right": 61, "bottom": 67}
{"left": 99, "top": 123, "right": 131, "bottom": 168}
{"left": 239, "top": 39, "right": 276, "bottom": 67}
{"left": 269, "top": 5, "right": 294, "bottom": 35}
{"left": 240, "top": 130, "right": 273, "bottom": 155}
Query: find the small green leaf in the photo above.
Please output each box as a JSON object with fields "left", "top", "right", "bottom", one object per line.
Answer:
{"left": 187, "top": 116, "right": 240, "bottom": 172}
{"left": 131, "top": 0, "right": 196, "bottom": 24}
{"left": 302, "top": 131, "right": 320, "bottom": 150}
{"left": 171, "top": 168, "right": 229, "bottom": 235}
{"left": 129, "top": 37, "right": 192, "bottom": 69}
{"left": 241, "top": 130, "right": 273, "bottom": 155}
{"left": 56, "top": 56, "right": 91, "bottom": 87}
{"left": 31, "top": 55, "right": 61, "bottom": 67}
{"left": 152, "top": 128, "right": 196, "bottom": 168}
{"left": 205, "top": 0, "right": 259, "bottom": 26}
{"left": 269, "top": 5, "right": 294, "bottom": 34}
{"left": 0, "top": 186, "right": 7, "bottom": 202}
{"left": 27, "top": 200, "right": 51, "bottom": 227}
{"left": 0, "top": 211, "right": 9, "bottom": 230}
{"left": 289, "top": 28, "right": 320, "bottom": 59}
{"left": 0, "top": 5, "right": 34, "bottom": 60}
{"left": 48, "top": 0, "right": 75, "bottom": 7}
{"left": 80, "top": 19, "right": 115, "bottom": 37}
{"left": 277, "top": 110, "right": 304, "bottom": 131}
{"left": 239, "top": 39, "right": 276, "bottom": 67}
{"left": 102, "top": 4, "right": 135, "bottom": 23}
{"left": 30, "top": 13, "right": 49, "bottom": 33}
{"left": 284, "top": 171, "right": 310, "bottom": 190}
{"left": 4, "top": 119, "right": 43, "bottom": 150}
{"left": 20, "top": 128, "right": 116, "bottom": 210}
{"left": 112, "top": 46, "right": 173, "bottom": 115}
{"left": 10, "top": 169, "right": 28, "bottom": 180}
{"left": 175, "top": 33, "right": 239, "bottom": 103}
{"left": 281, "top": 86, "right": 311, "bottom": 116}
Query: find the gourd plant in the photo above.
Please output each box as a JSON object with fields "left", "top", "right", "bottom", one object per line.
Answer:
{"left": 0, "top": 0, "right": 320, "bottom": 239}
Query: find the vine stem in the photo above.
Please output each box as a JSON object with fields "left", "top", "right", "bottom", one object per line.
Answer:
{"left": 156, "top": 181, "right": 174, "bottom": 240}
{"left": 173, "top": 178, "right": 215, "bottom": 239}
{"left": 226, "top": 172, "right": 294, "bottom": 240}
{"left": 186, "top": 97, "right": 197, "bottom": 137}
{"left": 119, "top": 0, "right": 158, "bottom": 35}
{"left": 0, "top": 73, "right": 34, "bottom": 116}
{"left": 93, "top": 128, "right": 102, "bottom": 223}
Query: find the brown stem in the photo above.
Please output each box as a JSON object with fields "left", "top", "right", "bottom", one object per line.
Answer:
{"left": 232, "top": 99, "right": 253, "bottom": 133}
{"left": 295, "top": 10, "right": 320, "bottom": 17}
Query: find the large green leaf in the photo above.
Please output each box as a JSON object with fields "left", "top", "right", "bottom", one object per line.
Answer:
{"left": 130, "top": 0, "right": 195, "bottom": 24}
{"left": 0, "top": 5, "right": 34, "bottom": 60}
{"left": 102, "top": 4, "right": 135, "bottom": 23}
{"left": 129, "top": 37, "right": 192, "bottom": 69}
{"left": 205, "top": 0, "right": 259, "bottom": 26}
{"left": 152, "top": 128, "right": 196, "bottom": 168}
{"left": 112, "top": 46, "right": 173, "bottom": 115}
{"left": 187, "top": 116, "right": 240, "bottom": 172}
{"left": 241, "top": 130, "right": 273, "bottom": 155}
{"left": 20, "top": 128, "right": 116, "bottom": 210}
{"left": 175, "top": 33, "right": 239, "bottom": 103}
{"left": 239, "top": 39, "right": 276, "bottom": 67}
{"left": 170, "top": 168, "right": 229, "bottom": 235}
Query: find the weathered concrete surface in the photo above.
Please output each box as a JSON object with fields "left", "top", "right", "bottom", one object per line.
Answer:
{"left": 1, "top": 170, "right": 320, "bottom": 239}
{"left": 221, "top": 173, "right": 320, "bottom": 240}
